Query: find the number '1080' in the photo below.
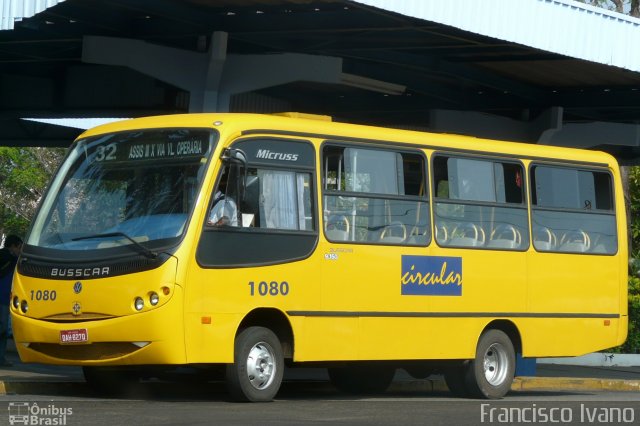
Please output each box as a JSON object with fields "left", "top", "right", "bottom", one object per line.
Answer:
{"left": 248, "top": 281, "right": 289, "bottom": 296}
{"left": 30, "top": 290, "right": 57, "bottom": 301}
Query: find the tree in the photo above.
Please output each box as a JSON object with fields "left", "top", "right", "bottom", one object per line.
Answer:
{"left": 577, "top": 0, "right": 640, "bottom": 17}
{"left": 623, "top": 168, "right": 640, "bottom": 353}
{"left": 578, "top": 0, "right": 640, "bottom": 354}
{"left": 629, "top": 168, "right": 640, "bottom": 257}
{"left": 0, "top": 147, "right": 66, "bottom": 238}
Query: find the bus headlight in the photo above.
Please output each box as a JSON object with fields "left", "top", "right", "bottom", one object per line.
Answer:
{"left": 134, "top": 297, "right": 144, "bottom": 311}
{"left": 149, "top": 292, "right": 159, "bottom": 306}
{"left": 12, "top": 296, "right": 19, "bottom": 309}
{"left": 20, "top": 300, "right": 28, "bottom": 313}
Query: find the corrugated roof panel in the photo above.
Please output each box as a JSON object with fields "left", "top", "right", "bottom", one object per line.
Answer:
{"left": 0, "top": 0, "right": 65, "bottom": 30}
{"left": 22, "top": 117, "right": 130, "bottom": 130}
{"left": 354, "top": 0, "right": 640, "bottom": 72}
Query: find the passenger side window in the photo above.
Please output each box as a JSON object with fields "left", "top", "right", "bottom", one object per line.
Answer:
{"left": 433, "top": 155, "right": 528, "bottom": 250}
{"left": 323, "top": 145, "right": 429, "bottom": 245}
{"left": 198, "top": 138, "right": 317, "bottom": 268}
{"left": 531, "top": 165, "right": 616, "bottom": 254}
{"left": 247, "top": 168, "right": 313, "bottom": 231}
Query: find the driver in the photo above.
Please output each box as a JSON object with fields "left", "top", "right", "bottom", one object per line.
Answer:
{"left": 207, "top": 167, "right": 238, "bottom": 227}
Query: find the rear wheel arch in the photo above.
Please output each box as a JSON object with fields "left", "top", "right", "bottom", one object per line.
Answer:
{"left": 482, "top": 319, "right": 522, "bottom": 355}
{"left": 236, "top": 308, "right": 294, "bottom": 359}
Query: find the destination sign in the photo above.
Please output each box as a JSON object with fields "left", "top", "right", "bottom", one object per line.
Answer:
{"left": 126, "top": 138, "right": 204, "bottom": 160}
{"left": 89, "top": 130, "right": 211, "bottom": 163}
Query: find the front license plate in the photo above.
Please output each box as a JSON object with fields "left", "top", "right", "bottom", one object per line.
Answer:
{"left": 60, "top": 329, "right": 89, "bottom": 344}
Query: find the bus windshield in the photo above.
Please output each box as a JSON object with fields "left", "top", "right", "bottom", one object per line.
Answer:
{"left": 27, "top": 128, "right": 214, "bottom": 251}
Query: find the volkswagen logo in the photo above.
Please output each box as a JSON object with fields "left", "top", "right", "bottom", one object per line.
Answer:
{"left": 73, "top": 281, "right": 82, "bottom": 294}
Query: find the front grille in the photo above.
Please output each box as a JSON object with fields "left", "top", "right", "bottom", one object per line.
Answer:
{"left": 18, "top": 253, "right": 170, "bottom": 280}
{"left": 29, "top": 342, "right": 141, "bottom": 360}
{"left": 41, "top": 313, "right": 115, "bottom": 323}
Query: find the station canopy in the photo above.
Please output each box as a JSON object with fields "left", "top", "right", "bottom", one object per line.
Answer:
{"left": 1, "top": 0, "right": 640, "bottom": 161}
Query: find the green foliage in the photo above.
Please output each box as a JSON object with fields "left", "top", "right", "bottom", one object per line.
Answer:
{"left": 578, "top": 0, "right": 640, "bottom": 358}
{"left": 629, "top": 167, "right": 640, "bottom": 258}
{"left": 608, "top": 166, "right": 640, "bottom": 353}
{"left": 627, "top": 277, "right": 640, "bottom": 353}
{"left": 0, "top": 211, "right": 30, "bottom": 236}
{"left": 0, "top": 147, "right": 65, "bottom": 237}
{"left": 628, "top": 167, "right": 640, "bottom": 353}
{"left": 612, "top": 266, "right": 640, "bottom": 353}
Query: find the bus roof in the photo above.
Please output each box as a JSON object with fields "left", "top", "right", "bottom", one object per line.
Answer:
{"left": 77, "top": 113, "right": 617, "bottom": 167}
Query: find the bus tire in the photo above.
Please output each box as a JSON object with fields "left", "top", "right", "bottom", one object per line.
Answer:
{"left": 226, "top": 326, "right": 284, "bottom": 402}
{"left": 444, "top": 362, "right": 471, "bottom": 397}
{"left": 328, "top": 364, "right": 395, "bottom": 394}
{"left": 464, "top": 329, "right": 515, "bottom": 399}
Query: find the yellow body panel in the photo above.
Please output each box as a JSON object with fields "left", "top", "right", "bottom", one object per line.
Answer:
{"left": 13, "top": 258, "right": 186, "bottom": 365}
{"left": 10, "top": 113, "right": 628, "bottom": 368}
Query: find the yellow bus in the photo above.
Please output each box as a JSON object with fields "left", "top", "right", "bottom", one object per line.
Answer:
{"left": 10, "top": 113, "right": 627, "bottom": 401}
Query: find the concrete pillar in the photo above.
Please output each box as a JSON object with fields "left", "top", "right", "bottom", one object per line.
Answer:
{"left": 192, "top": 31, "right": 228, "bottom": 112}
{"left": 539, "top": 120, "right": 640, "bottom": 150}
{"left": 428, "top": 107, "right": 640, "bottom": 162}
{"left": 428, "top": 107, "right": 562, "bottom": 143}
{"left": 82, "top": 33, "right": 343, "bottom": 113}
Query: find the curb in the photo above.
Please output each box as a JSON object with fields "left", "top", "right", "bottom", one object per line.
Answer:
{"left": 538, "top": 353, "right": 640, "bottom": 368}
{"left": 0, "top": 381, "right": 87, "bottom": 396}
{"left": 1, "top": 377, "right": 639, "bottom": 396}
{"left": 388, "top": 377, "right": 640, "bottom": 394}
{"left": 511, "top": 376, "right": 640, "bottom": 393}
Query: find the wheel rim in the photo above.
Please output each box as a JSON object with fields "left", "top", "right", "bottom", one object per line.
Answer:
{"left": 246, "top": 341, "right": 276, "bottom": 390}
{"left": 483, "top": 343, "right": 509, "bottom": 386}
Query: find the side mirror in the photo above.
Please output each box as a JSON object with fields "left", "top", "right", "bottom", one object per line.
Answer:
{"left": 221, "top": 148, "right": 247, "bottom": 166}
{"left": 221, "top": 148, "right": 248, "bottom": 202}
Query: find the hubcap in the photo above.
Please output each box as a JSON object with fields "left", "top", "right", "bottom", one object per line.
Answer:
{"left": 246, "top": 341, "right": 276, "bottom": 390}
{"left": 483, "top": 343, "right": 508, "bottom": 386}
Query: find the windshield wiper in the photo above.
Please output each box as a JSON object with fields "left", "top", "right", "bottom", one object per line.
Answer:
{"left": 72, "top": 232, "right": 157, "bottom": 259}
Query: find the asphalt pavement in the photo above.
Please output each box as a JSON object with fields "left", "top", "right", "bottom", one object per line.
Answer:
{"left": 1, "top": 338, "right": 639, "bottom": 396}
